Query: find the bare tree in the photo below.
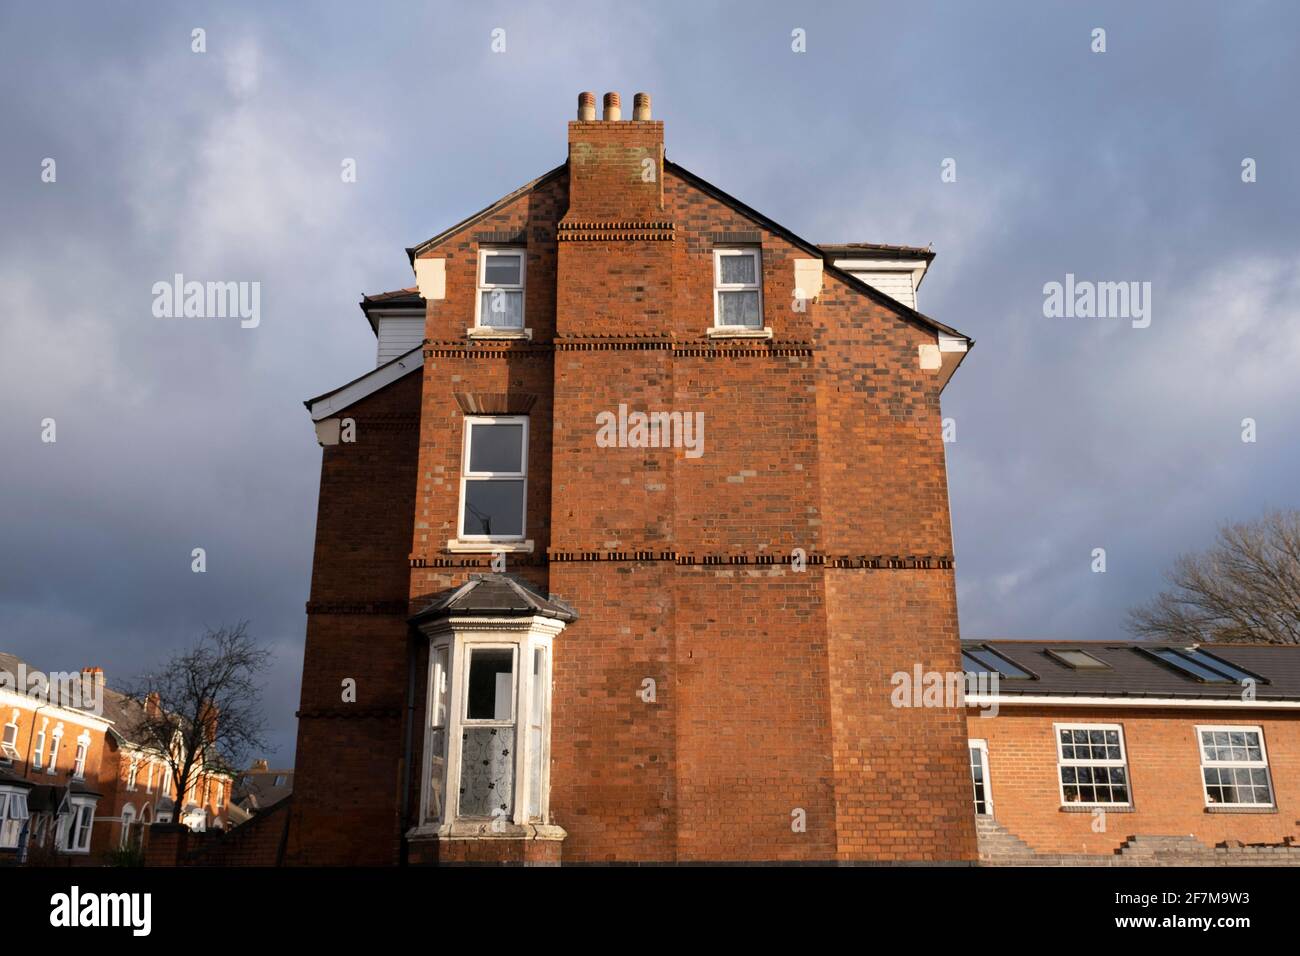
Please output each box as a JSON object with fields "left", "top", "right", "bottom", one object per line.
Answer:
{"left": 1129, "top": 510, "right": 1300, "bottom": 645}
{"left": 121, "top": 622, "right": 270, "bottom": 822}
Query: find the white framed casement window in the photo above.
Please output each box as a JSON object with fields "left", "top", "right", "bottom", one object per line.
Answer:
{"left": 416, "top": 617, "right": 561, "bottom": 834}
{"left": 474, "top": 247, "right": 526, "bottom": 331}
{"left": 457, "top": 416, "right": 528, "bottom": 543}
{"left": 968, "top": 739, "right": 992, "bottom": 816}
{"left": 59, "top": 796, "right": 95, "bottom": 854}
{"left": 126, "top": 758, "right": 139, "bottom": 791}
{"left": 32, "top": 723, "right": 45, "bottom": 771}
{"left": 457, "top": 644, "right": 519, "bottom": 820}
{"left": 0, "top": 787, "right": 29, "bottom": 849}
{"left": 46, "top": 724, "right": 62, "bottom": 775}
{"left": 421, "top": 642, "right": 452, "bottom": 827}
{"left": 713, "top": 247, "right": 763, "bottom": 330}
{"left": 1196, "top": 725, "right": 1275, "bottom": 808}
{"left": 0, "top": 711, "right": 19, "bottom": 763}
{"left": 1055, "top": 723, "right": 1131, "bottom": 807}
{"left": 216, "top": 780, "right": 225, "bottom": 809}
{"left": 72, "top": 731, "right": 89, "bottom": 779}
{"left": 119, "top": 804, "right": 136, "bottom": 849}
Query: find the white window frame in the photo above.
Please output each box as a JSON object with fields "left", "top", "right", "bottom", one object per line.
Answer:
{"left": 1054, "top": 722, "right": 1132, "bottom": 808}
{"left": 59, "top": 796, "right": 95, "bottom": 854}
{"left": 1195, "top": 724, "right": 1275, "bottom": 809}
{"left": 72, "top": 730, "right": 89, "bottom": 779}
{"left": 0, "top": 710, "right": 18, "bottom": 762}
{"left": 968, "top": 738, "right": 993, "bottom": 816}
{"left": 417, "top": 620, "right": 559, "bottom": 832}
{"left": 420, "top": 641, "right": 453, "bottom": 828}
{"left": 216, "top": 780, "right": 225, "bottom": 809}
{"left": 32, "top": 721, "right": 46, "bottom": 771}
{"left": 0, "top": 787, "right": 30, "bottom": 849}
{"left": 120, "top": 803, "right": 136, "bottom": 849}
{"left": 456, "top": 415, "right": 529, "bottom": 543}
{"left": 46, "top": 724, "right": 63, "bottom": 775}
{"left": 473, "top": 247, "right": 527, "bottom": 332}
{"left": 127, "top": 757, "right": 139, "bottom": 791}
{"left": 712, "top": 247, "right": 764, "bottom": 330}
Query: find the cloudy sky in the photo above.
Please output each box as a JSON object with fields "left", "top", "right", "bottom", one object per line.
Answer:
{"left": 2, "top": 1, "right": 1298, "bottom": 765}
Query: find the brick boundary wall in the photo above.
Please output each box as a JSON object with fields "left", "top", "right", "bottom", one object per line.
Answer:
{"left": 977, "top": 816, "right": 1300, "bottom": 866}
{"left": 144, "top": 798, "right": 292, "bottom": 867}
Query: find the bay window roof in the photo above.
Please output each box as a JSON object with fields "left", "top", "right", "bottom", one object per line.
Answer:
{"left": 410, "top": 574, "right": 578, "bottom": 625}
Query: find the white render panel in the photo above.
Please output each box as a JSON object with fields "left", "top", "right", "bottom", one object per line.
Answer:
{"left": 377, "top": 316, "right": 426, "bottom": 365}
{"left": 841, "top": 269, "right": 917, "bottom": 308}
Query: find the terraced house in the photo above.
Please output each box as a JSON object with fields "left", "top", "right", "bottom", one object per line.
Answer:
{"left": 288, "top": 91, "right": 976, "bottom": 865}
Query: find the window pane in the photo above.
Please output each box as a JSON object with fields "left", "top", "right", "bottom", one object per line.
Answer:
{"left": 719, "top": 290, "right": 761, "bottom": 327}
{"left": 462, "top": 480, "right": 525, "bottom": 537}
{"left": 466, "top": 648, "right": 514, "bottom": 721}
{"left": 460, "top": 726, "right": 514, "bottom": 818}
{"left": 483, "top": 254, "right": 522, "bottom": 286}
{"left": 527, "top": 647, "right": 546, "bottom": 820}
{"left": 431, "top": 646, "right": 449, "bottom": 728}
{"left": 719, "top": 253, "right": 757, "bottom": 285}
{"left": 469, "top": 423, "right": 524, "bottom": 473}
{"left": 480, "top": 290, "right": 524, "bottom": 327}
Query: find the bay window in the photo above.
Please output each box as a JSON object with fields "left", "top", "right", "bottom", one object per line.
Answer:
{"left": 0, "top": 787, "right": 29, "bottom": 849}
{"left": 413, "top": 582, "right": 567, "bottom": 837}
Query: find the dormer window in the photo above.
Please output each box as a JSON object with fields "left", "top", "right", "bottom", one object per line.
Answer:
{"left": 713, "top": 248, "right": 762, "bottom": 329}
{"left": 475, "top": 248, "right": 526, "bottom": 331}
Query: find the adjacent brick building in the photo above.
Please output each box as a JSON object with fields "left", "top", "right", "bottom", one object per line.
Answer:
{"left": 288, "top": 91, "right": 977, "bottom": 865}
{"left": 0, "top": 652, "right": 233, "bottom": 865}
{"left": 963, "top": 640, "right": 1300, "bottom": 865}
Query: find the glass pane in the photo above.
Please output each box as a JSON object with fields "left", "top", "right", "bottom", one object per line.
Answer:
{"left": 468, "top": 423, "right": 524, "bottom": 473}
{"left": 462, "top": 480, "right": 525, "bottom": 537}
{"left": 719, "top": 253, "right": 757, "bottom": 285}
{"left": 483, "top": 254, "right": 522, "bottom": 286}
{"left": 431, "top": 646, "right": 449, "bottom": 728}
{"left": 1151, "top": 648, "right": 1232, "bottom": 682}
{"left": 459, "top": 726, "right": 514, "bottom": 818}
{"left": 480, "top": 290, "right": 524, "bottom": 327}
{"left": 1184, "top": 649, "right": 1256, "bottom": 683}
{"left": 427, "top": 727, "right": 446, "bottom": 823}
{"left": 466, "top": 647, "right": 514, "bottom": 721}
{"left": 528, "top": 724, "right": 543, "bottom": 820}
{"left": 719, "top": 291, "right": 761, "bottom": 327}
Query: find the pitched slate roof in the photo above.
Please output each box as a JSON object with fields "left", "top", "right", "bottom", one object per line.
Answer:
{"left": 232, "top": 769, "right": 294, "bottom": 813}
{"left": 410, "top": 574, "right": 578, "bottom": 624}
{"left": 967, "top": 640, "right": 1300, "bottom": 701}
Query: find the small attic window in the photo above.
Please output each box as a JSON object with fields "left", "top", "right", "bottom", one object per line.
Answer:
{"left": 1046, "top": 649, "right": 1111, "bottom": 670}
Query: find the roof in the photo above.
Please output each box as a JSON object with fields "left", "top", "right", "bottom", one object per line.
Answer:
{"left": 359, "top": 288, "right": 423, "bottom": 335}
{"left": 410, "top": 574, "right": 578, "bottom": 625}
{"left": 232, "top": 769, "right": 294, "bottom": 813}
{"left": 100, "top": 687, "right": 150, "bottom": 747}
{"left": 819, "top": 242, "right": 935, "bottom": 261}
{"left": 303, "top": 345, "right": 424, "bottom": 421}
{"left": 965, "top": 640, "right": 1300, "bottom": 702}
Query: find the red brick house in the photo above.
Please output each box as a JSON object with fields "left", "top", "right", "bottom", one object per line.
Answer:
{"left": 287, "top": 91, "right": 976, "bottom": 865}
{"left": 0, "top": 653, "right": 233, "bottom": 865}
{"left": 963, "top": 640, "right": 1300, "bottom": 864}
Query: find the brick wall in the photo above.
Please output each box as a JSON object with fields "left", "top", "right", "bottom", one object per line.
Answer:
{"left": 967, "top": 706, "right": 1300, "bottom": 856}
{"left": 290, "top": 109, "right": 975, "bottom": 863}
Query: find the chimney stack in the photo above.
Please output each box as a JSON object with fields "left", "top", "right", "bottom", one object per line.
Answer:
{"left": 602, "top": 91, "right": 621, "bottom": 121}
{"left": 80, "top": 667, "right": 104, "bottom": 709}
{"left": 632, "top": 92, "right": 651, "bottom": 121}
{"left": 577, "top": 91, "right": 596, "bottom": 121}
{"left": 145, "top": 691, "right": 162, "bottom": 720}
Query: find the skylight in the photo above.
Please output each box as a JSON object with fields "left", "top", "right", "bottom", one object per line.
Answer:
{"left": 961, "top": 646, "right": 1033, "bottom": 679}
{"left": 1046, "top": 649, "right": 1111, "bottom": 670}
{"left": 1146, "top": 647, "right": 1263, "bottom": 684}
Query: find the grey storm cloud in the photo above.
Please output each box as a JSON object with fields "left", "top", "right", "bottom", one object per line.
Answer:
{"left": 2, "top": 0, "right": 1298, "bottom": 764}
